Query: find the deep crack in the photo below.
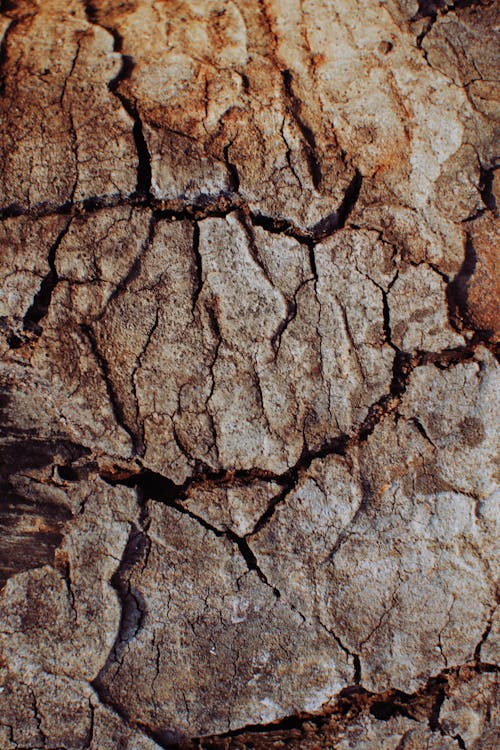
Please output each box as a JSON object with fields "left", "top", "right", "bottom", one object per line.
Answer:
{"left": 22, "top": 217, "right": 72, "bottom": 337}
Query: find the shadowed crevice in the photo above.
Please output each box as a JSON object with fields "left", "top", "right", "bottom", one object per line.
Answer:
{"left": 22, "top": 218, "right": 72, "bottom": 336}
{"left": 447, "top": 233, "right": 477, "bottom": 331}
{"left": 83, "top": 0, "right": 152, "bottom": 199}
{"left": 182, "top": 663, "right": 498, "bottom": 748}
{"left": 99, "top": 338, "right": 488, "bottom": 546}
{"left": 282, "top": 69, "right": 322, "bottom": 190}
{"left": 79, "top": 323, "right": 140, "bottom": 452}
{"left": 478, "top": 164, "right": 497, "bottom": 213}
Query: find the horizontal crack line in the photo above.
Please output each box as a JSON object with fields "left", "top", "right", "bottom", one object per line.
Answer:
{"left": 0, "top": 189, "right": 360, "bottom": 245}
{"left": 99, "top": 337, "right": 487, "bottom": 521}
{"left": 188, "top": 661, "right": 499, "bottom": 746}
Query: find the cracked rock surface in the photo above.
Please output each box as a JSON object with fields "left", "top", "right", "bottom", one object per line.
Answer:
{"left": 0, "top": 0, "right": 498, "bottom": 747}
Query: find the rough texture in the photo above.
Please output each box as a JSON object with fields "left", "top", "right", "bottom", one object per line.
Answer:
{"left": 0, "top": 0, "right": 498, "bottom": 747}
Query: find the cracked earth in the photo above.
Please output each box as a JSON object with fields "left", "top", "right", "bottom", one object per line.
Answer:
{"left": 0, "top": 0, "right": 498, "bottom": 748}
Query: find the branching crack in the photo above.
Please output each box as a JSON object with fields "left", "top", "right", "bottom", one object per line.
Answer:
{"left": 99, "top": 338, "right": 487, "bottom": 545}
{"left": 0, "top": 181, "right": 363, "bottom": 247}
{"left": 3, "top": 4, "right": 498, "bottom": 750}
{"left": 102, "top": 466, "right": 281, "bottom": 597}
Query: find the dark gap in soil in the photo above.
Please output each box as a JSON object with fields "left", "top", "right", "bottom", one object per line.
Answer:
{"left": 191, "top": 221, "right": 203, "bottom": 312}
{"left": 282, "top": 69, "right": 322, "bottom": 189}
{"left": 447, "top": 232, "right": 476, "bottom": 331}
{"left": 223, "top": 143, "right": 240, "bottom": 192}
{"left": 22, "top": 219, "right": 71, "bottom": 335}
{"left": 105, "top": 24, "right": 152, "bottom": 199}
{"left": 478, "top": 164, "right": 497, "bottom": 213}
{"left": 79, "top": 323, "right": 140, "bottom": 452}
{"left": 334, "top": 169, "right": 363, "bottom": 229}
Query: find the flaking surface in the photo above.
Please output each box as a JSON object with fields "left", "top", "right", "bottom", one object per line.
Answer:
{"left": 0, "top": 0, "right": 498, "bottom": 747}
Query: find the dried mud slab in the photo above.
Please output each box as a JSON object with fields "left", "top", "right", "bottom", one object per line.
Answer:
{"left": 0, "top": 0, "right": 498, "bottom": 748}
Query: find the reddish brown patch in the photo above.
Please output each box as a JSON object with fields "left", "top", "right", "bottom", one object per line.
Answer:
{"left": 465, "top": 215, "right": 499, "bottom": 340}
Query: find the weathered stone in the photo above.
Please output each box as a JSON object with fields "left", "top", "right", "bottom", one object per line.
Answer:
{"left": 96, "top": 502, "right": 352, "bottom": 736}
{"left": 440, "top": 670, "right": 499, "bottom": 749}
{"left": 0, "top": 0, "right": 137, "bottom": 212}
{"left": 252, "top": 350, "right": 499, "bottom": 694}
{"left": 0, "top": 0, "right": 498, "bottom": 746}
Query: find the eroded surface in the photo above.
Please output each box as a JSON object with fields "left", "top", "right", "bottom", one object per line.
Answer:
{"left": 0, "top": 0, "right": 498, "bottom": 747}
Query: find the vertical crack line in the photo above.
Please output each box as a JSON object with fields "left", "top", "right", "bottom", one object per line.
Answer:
{"left": 308, "top": 241, "right": 328, "bottom": 404}
{"left": 31, "top": 690, "right": 47, "bottom": 746}
{"left": 337, "top": 296, "right": 364, "bottom": 378}
{"left": 110, "top": 65, "right": 152, "bottom": 198}
{"left": 281, "top": 69, "right": 322, "bottom": 189}
{"left": 131, "top": 303, "right": 160, "bottom": 457}
{"left": 227, "top": 531, "right": 281, "bottom": 598}
{"left": 191, "top": 221, "right": 203, "bottom": 315}
{"left": 223, "top": 141, "right": 240, "bottom": 192}
{"left": 22, "top": 217, "right": 72, "bottom": 336}
{"left": 60, "top": 38, "right": 82, "bottom": 206}
{"left": 474, "top": 603, "right": 498, "bottom": 662}
{"left": 271, "top": 277, "right": 312, "bottom": 359}
{"left": 239, "top": 211, "right": 277, "bottom": 290}
{"left": 79, "top": 322, "right": 137, "bottom": 451}
{"left": 62, "top": 558, "right": 78, "bottom": 624}
{"left": 129, "top": 101, "right": 152, "bottom": 198}
{"left": 363, "top": 273, "right": 398, "bottom": 351}
{"left": 205, "top": 300, "right": 222, "bottom": 409}
{"left": 335, "top": 168, "right": 362, "bottom": 228}
{"left": 91, "top": 524, "right": 149, "bottom": 717}
{"left": 248, "top": 480, "right": 297, "bottom": 537}
{"left": 271, "top": 294, "right": 297, "bottom": 357}
{"left": 201, "top": 300, "right": 222, "bottom": 465}
{"left": 83, "top": 698, "right": 95, "bottom": 750}
{"left": 381, "top": 287, "right": 394, "bottom": 349}
{"left": 83, "top": 2, "right": 152, "bottom": 198}
{"left": 308, "top": 243, "right": 318, "bottom": 282}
